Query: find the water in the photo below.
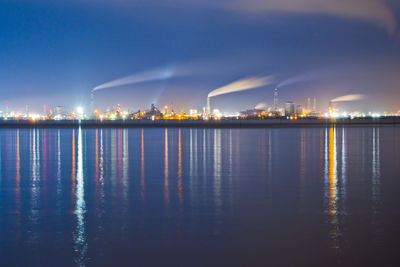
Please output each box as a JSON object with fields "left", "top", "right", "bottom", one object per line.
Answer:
{"left": 0, "top": 127, "right": 399, "bottom": 266}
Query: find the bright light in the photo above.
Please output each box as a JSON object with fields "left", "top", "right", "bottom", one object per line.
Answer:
{"left": 76, "top": 106, "right": 84, "bottom": 116}
{"left": 331, "top": 112, "right": 339, "bottom": 118}
{"left": 372, "top": 113, "right": 381, "bottom": 118}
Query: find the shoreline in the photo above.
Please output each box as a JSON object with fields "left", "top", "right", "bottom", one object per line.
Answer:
{"left": 0, "top": 117, "right": 399, "bottom": 128}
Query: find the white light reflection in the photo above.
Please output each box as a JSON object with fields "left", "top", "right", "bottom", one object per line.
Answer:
{"left": 56, "top": 129, "right": 62, "bottom": 213}
{"left": 341, "top": 128, "right": 347, "bottom": 211}
{"left": 203, "top": 129, "right": 206, "bottom": 180}
{"left": 371, "top": 127, "right": 381, "bottom": 241}
{"left": 96, "top": 129, "right": 105, "bottom": 237}
{"left": 74, "top": 126, "right": 87, "bottom": 266}
{"left": 100, "top": 129, "right": 104, "bottom": 190}
{"left": 213, "top": 129, "right": 222, "bottom": 214}
{"left": 228, "top": 129, "right": 233, "bottom": 204}
{"left": 372, "top": 127, "right": 381, "bottom": 211}
{"left": 29, "top": 128, "right": 40, "bottom": 243}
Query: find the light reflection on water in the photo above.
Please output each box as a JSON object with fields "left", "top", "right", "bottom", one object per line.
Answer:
{"left": 0, "top": 127, "right": 399, "bottom": 266}
{"left": 164, "top": 128, "right": 169, "bottom": 209}
{"left": 74, "top": 127, "right": 87, "bottom": 266}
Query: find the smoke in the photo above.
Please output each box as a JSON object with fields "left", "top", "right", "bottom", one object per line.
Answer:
{"left": 92, "top": 57, "right": 249, "bottom": 92}
{"left": 93, "top": 68, "right": 174, "bottom": 91}
{"left": 255, "top": 102, "right": 268, "bottom": 110}
{"left": 208, "top": 76, "right": 274, "bottom": 98}
{"left": 330, "top": 94, "right": 365, "bottom": 102}
{"left": 276, "top": 68, "right": 348, "bottom": 88}
{"left": 277, "top": 73, "right": 319, "bottom": 88}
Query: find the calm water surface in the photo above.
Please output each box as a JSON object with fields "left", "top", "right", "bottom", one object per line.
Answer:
{"left": 0, "top": 127, "right": 399, "bottom": 266}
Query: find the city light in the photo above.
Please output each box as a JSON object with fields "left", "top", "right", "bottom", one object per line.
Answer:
{"left": 76, "top": 106, "right": 84, "bottom": 116}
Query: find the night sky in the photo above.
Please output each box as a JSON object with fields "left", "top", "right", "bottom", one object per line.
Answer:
{"left": 1, "top": 0, "right": 400, "bottom": 113}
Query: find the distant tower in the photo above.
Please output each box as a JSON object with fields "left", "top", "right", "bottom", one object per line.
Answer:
{"left": 307, "top": 98, "right": 311, "bottom": 111}
{"left": 25, "top": 104, "right": 29, "bottom": 116}
{"left": 313, "top": 98, "right": 317, "bottom": 112}
{"left": 206, "top": 97, "right": 211, "bottom": 116}
{"left": 5, "top": 100, "right": 8, "bottom": 116}
{"left": 273, "top": 88, "right": 279, "bottom": 111}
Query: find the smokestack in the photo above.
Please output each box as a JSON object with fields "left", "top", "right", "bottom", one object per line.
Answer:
{"left": 274, "top": 88, "right": 278, "bottom": 111}
{"left": 206, "top": 97, "right": 211, "bottom": 116}
{"left": 313, "top": 98, "right": 317, "bottom": 112}
{"left": 307, "top": 98, "right": 311, "bottom": 111}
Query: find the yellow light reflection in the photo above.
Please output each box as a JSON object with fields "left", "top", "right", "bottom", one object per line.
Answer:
{"left": 164, "top": 128, "right": 169, "bottom": 206}
{"left": 328, "top": 127, "right": 337, "bottom": 217}
{"left": 325, "top": 126, "right": 340, "bottom": 249}
{"left": 178, "top": 128, "right": 183, "bottom": 203}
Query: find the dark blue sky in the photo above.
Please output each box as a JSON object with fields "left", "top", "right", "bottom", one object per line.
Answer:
{"left": 1, "top": 0, "right": 400, "bottom": 113}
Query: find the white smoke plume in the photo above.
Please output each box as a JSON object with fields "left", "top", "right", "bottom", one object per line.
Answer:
{"left": 208, "top": 76, "right": 274, "bottom": 98}
{"left": 93, "top": 68, "right": 174, "bottom": 91}
{"left": 331, "top": 94, "right": 365, "bottom": 102}
{"left": 277, "top": 73, "right": 319, "bottom": 88}
{"left": 255, "top": 102, "right": 268, "bottom": 110}
{"left": 92, "top": 57, "right": 247, "bottom": 92}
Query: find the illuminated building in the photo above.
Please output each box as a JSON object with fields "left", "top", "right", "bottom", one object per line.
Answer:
{"left": 56, "top": 106, "right": 65, "bottom": 117}
{"left": 285, "top": 101, "right": 296, "bottom": 117}
{"left": 296, "top": 105, "right": 303, "bottom": 114}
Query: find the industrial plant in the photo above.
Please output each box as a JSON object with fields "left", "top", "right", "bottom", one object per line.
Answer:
{"left": 0, "top": 87, "right": 398, "bottom": 125}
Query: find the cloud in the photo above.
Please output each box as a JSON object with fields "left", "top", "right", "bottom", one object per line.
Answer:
{"left": 206, "top": 0, "right": 397, "bottom": 34}
{"left": 208, "top": 75, "right": 274, "bottom": 98}
{"left": 42, "top": 0, "right": 397, "bottom": 34}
